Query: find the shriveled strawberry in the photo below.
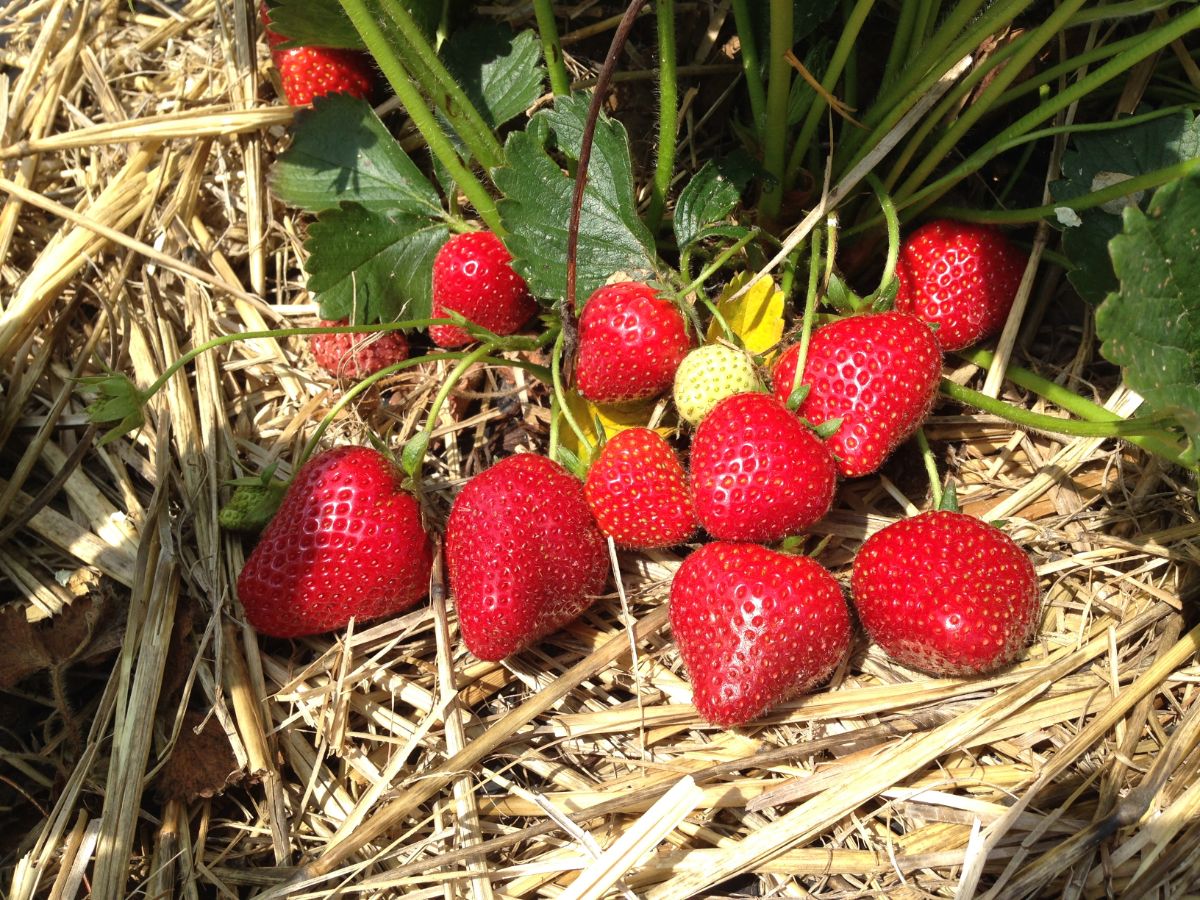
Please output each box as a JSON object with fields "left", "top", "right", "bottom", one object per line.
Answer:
{"left": 894, "top": 220, "right": 1027, "bottom": 351}
{"left": 310, "top": 320, "right": 410, "bottom": 378}
{"left": 851, "top": 510, "right": 1040, "bottom": 676}
{"left": 584, "top": 428, "right": 696, "bottom": 549}
{"left": 673, "top": 343, "right": 762, "bottom": 427}
{"left": 772, "top": 312, "right": 942, "bottom": 478}
{"left": 237, "top": 446, "right": 432, "bottom": 637}
{"left": 575, "top": 282, "right": 691, "bottom": 403}
{"left": 690, "top": 393, "right": 837, "bottom": 543}
{"left": 446, "top": 454, "right": 608, "bottom": 660}
{"left": 671, "top": 542, "right": 851, "bottom": 727}
{"left": 260, "top": 6, "right": 375, "bottom": 106}
{"left": 430, "top": 231, "right": 536, "bottom": 348}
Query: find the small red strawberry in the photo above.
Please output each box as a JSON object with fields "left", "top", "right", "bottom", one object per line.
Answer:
{"left": 689, "top": 393, "right": 837, "bottom": 543}
{"left": 446, "top": 454, "right": 608, "bottom": 660}
{"left": 260, "top": 6, "right": 375, "bottom": 107}
{"left": 772, "top": 311, "right": 942, "bottom": 478}
{"left": 310, "top": 320, "right": 410, "bottom": 378}
{"left": 851, "top": 510, "right": 1040, "bottom": 676}
{"left": 575, "top": 282, "right": 691, "bottom": 403}
{"left": 671, "top": 542, "right": 851, "bottom": 727}
{"left": 430, "top": 231, "right": 537, "bottom": 348}
{"left": 237, "top": 446, "right": 432, "bottom": 638}
{"left": 584, "top": 428, "right": 697, "bottom": 549}
{"left": 894, "top": 220, "right": 1027, "bottom": 351}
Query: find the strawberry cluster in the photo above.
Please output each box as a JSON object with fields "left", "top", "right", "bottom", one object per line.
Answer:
{"left": 235, "top": 220, "right": 1041, "bottom": 730}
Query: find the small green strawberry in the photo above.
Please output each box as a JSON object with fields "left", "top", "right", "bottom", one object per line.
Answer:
{"left": 673, "top": 344, "right": 762, "bottom": 426}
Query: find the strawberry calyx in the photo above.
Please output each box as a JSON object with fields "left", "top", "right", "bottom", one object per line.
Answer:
{"left": 79, "top": 371, "right": 150, "bottom": 446}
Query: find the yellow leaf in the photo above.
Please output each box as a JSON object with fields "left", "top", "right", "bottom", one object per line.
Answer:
{"left": 706, "top": 272, "right": 785, "bottom": 356}
{"left": 559, "top": 391, "right": 672, "bottom": 461}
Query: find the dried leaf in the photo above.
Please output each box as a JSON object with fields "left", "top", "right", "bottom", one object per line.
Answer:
{"left": 706, "top": 272, "right": 786, "bottom": 356}
{"left": 156, "top": 711, "right": 243, "bottom": 801}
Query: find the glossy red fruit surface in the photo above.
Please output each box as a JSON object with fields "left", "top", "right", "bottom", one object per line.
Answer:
{"left": 772, "top": 312, "right": 942, "bottom": 477}
{"left": 261, "top": 5, "right": 375, "bottom": 107}
{"left": 671, "top": 542, "right": 851, "bottom": 727}
{"left": 584, "top": 428, "right": 697, "bottom": 549}
{"left": 575, "top": 282, "right": 691, "bottom": 403}
{"left": 446, "top": 454, "right": 608, "bottom": 661}
{"left": 237, "top": 446, "right": 432, "bottom": 637}
{"left": 430, "top": 231, "right": 536, "bottom": 348}
{"left": 310, "top": 320, "right": 410, "bottom": 378}
{"left": 690, "top": 393, "right": 837, "bottom": 542}
{"left": 851, "top": 510, "right": 1040, "bottom": 676}
{"left": 894, "top": 220, "right": 1027, "bottom": 351}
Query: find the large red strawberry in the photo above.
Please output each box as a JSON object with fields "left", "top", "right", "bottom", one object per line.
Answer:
{"left": 430, "top": 231, "right": 537, "bottom": 348}
{"left": 690, "top": 393, "right": 836, "bottom": 543}
{"left": 575, "top": 282, "right": 691, "bottom": 403}
{"left": 445, "top": 454, "right": 608, "bottom": 660}
{"left": 584, "top": 428, "right": 697, "bottom": 549}
{"left": 310, "top": 320, "right": 410, "bottom": 378}
{"left": 894, "top": 220, "right": 1027, "bottom": 351}
{"left": 261, "top": 6, "right": 375, "bottom": 106}
{"left": 671, "top": 543, "right": 851, "bottom": 727}
{"left": 772, "top": 312, "right": 942, "bottom": 478}
{"left": 851, "top": 510, "right": 1040, "bottom": 676}
{"left": 237, "top": 446, "right": 432, "bottom": 637}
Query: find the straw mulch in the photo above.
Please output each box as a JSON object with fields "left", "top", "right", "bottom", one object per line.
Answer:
{"left": 2, "top": 3, "right": 1198, "bottom": 899}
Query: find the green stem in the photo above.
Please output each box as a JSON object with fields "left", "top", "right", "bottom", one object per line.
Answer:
{"left": 865, "top": 173, "right": 900, "bottom": 305}
{"left": 940, "top": 379, "right": 1196, "bottom": 471}
{"left": 915, "top": 427, "right": 942, "bottom": 508}
{"left": 936, "top": 158, "right": 1200, "bottom": 224}
{"left": 757, "top": 0, "right": 793, "bottom": 223}
{"left": 363, "top": 0, "right": 504, "bottom": 170}
{"left": 679, "top": 228, "right": 761, "bottom": 297}
{"left": 730, "top": 0, "right": 767, "bottom": 141}
{"left": 788, "top": 230, "right": 823, "bottom": 399}
{"left": 897, "top": 5, "right": 1200, "bottom": 217}
{"left": 647, "top": 0, "right": 678, "bottom": 232}
{"left": 552, "top": 330, "right": 593, "bottom": 463}
{"left": 783, "top": 0, "right": 875, "bottom": 190}
{"left": 533, "top": 0, "right": 571, "bottom": 97}
{"left": 403, "top": 342, "right": 499, "bottom": 477}
{"left": 340, "top": 0, "right": 505, "bottom": 234}
{"left": 880, "top": 0, "right": 920, "bottom": 92}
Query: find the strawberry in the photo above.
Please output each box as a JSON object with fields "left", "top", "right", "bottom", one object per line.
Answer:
{"left": 894, "top": 220, "right": 1027, "bottom": 351}
{"left": 670, "top": 543, "right": 851, "bottom": 727}
{"left": 690, "top": 393, "right": 837, "bottom": 543}
{"left": 772, "top": 312, "right": 942, "bottom": 478}
{"left": 851, "top": 510, "right": 1040, "bottom": 676}
{"left": 445, "top": 454, "right": 608, "bottom": 660}
{"left": 237, "top": 446, "right": 432, "bottom": 638}
{"left": 261, "top": 6, "right": 375, "bottom": 107}
{"left": 430, "top": 231, "right": 537, "bottom": 348}
{"left": 673, "top": 344, "right": 762, "bottom": 427}
{"left": 575, "top": 282, "right": 691, "bottom": 403}
{"left": 310, "top": 320, "right": 410, "bottom": 378}
{"left": 584, "top": 428, "right": 697, "bottom": 549}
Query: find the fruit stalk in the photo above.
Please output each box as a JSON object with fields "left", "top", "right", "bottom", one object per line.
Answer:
{"left": 338, "top": 0, "right": 505, "bottom": 235}
{"left": 786, "top": 228, "right": 823, "bottom": 400}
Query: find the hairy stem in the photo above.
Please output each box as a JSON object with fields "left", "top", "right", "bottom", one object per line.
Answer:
{"left": 730, "top": 0, "right": 767, "bottom": 140}
{"left": 757, "top": 0, "right": 793, "bottom": 223}
{"left": 646, "top": 0, "right": 679, "bottom": 232}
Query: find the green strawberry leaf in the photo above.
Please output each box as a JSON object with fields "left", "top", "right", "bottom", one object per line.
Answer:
{"left": 305, "top": 203, "right": 448, "bottom": 324}
{"left": 1050, "top": 109, "right": 1200, "bottom": 303}
{"left": 263, "top": 0, "right": 363, "bottom": 49}
{"left": 673, "top": 153, "right": 756, "bottom": 251}
{"left": 271, "top": 95, "right": 445, "bottom": 216}
{"left": 442, "top": 24, "right": 545, "bottom": 130}
{"left": 494, "top": 94, "right": 660, "bottom": 305}
{"left": 265, "top": 0, "right": 439, "bottom": 48}
{"left": 1096, "top": 171, "right": 1200, "bottom": 459}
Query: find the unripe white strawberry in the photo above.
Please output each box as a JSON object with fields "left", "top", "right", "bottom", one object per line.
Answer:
{"left": 673, "top": 344, "right": 762, "bottom": 426}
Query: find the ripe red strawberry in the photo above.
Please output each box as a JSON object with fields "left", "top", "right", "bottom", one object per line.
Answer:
{"left": 894, "top": 220, "right": 1027, "bottom": 351}
{"left": 430, "top": 231, "right": 537, "bottom": 348}
{"left": 851, "top": 510, "right": 1040, "bottom": 676}
{"left": 584, "top": 428, "right": 697, "bottom": 549}
{"left": 237, "top": 446, "right": 432, "bottom": 637}
{"left": 260, "top": 6, "right": 375, "bottom": 107}
{"left": 446, "top": 454, "right": 608, "bottom": 660}
{"left": 310, "top": 320, "right": 410, "bottom": 378}
{"left": 690, "top": 393, "right": 836, "bottom": 543}
{"left": 671, "top": 543, "right": 851, "bottom": 727}
{"left": 575, "top": 282, "right": 691, "bottom": 403}
{"left": 772, "top": 312, "right": 942, "bottom": 478}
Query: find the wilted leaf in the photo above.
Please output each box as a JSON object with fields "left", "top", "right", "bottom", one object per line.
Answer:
{"left": 705, "top": 272, "right": 785, "bottom": 355}
{"left": 559, "top": 391, "right": 673, "bottom": 462}
{"left": 156, "top": 711, "right": 243, "bottom": 801}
